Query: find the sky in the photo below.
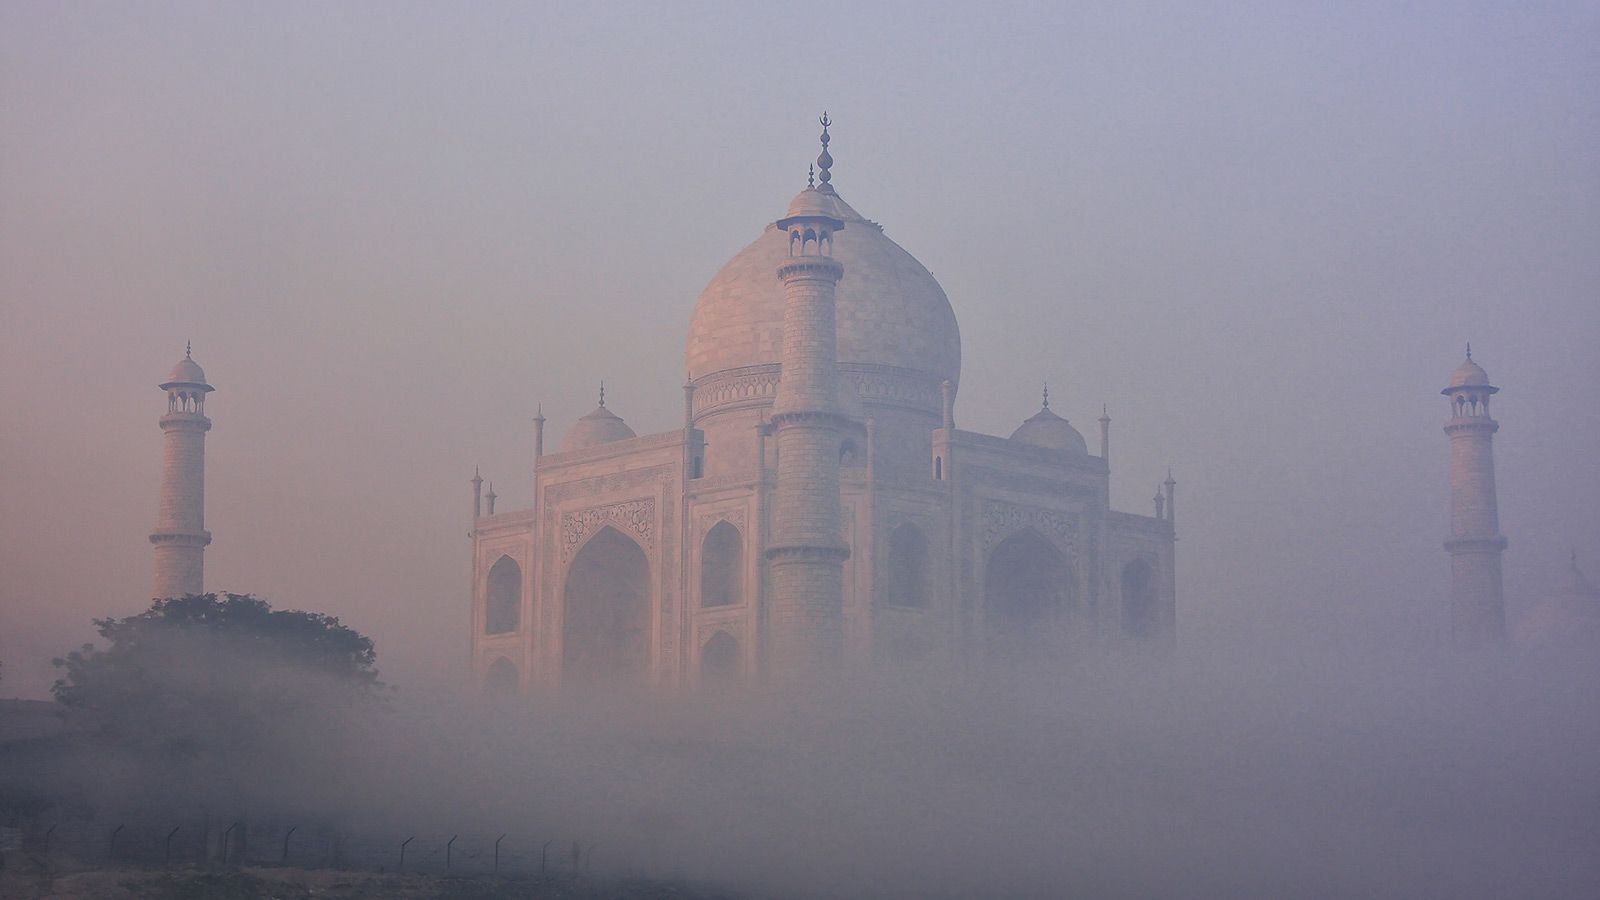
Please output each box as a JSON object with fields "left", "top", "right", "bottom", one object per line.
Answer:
{"left": 2, "top": 1, "right": 1598, "bottom": 698}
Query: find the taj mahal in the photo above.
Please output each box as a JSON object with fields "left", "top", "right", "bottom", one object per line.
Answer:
{"left": 142, "top": 120, "right": 1595, "bottom": 692}
{"left": 465, "top": 118, "right": 1177, "bottom": 691}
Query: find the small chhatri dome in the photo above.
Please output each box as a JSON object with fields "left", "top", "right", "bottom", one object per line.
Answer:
{"left": 160, "top": 343, "right": 212, "bottom": 389}
{"left": 1555, "top": 549, "right": 1598, "bottom": 599}
{"left": 1514, "top": 550, "right": 1600, "bottom": 650}
{"left": 1010, "top": 385, "right": 1087, "bottom": 454}
{"left": 561, "top": 384, "right": 637, "bottom": 452}
{"left": 1444, "top": 344, "right": 1495, "bottom": 392}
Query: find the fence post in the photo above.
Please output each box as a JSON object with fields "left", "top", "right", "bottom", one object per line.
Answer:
{"left": 398, "top": 836, "right": 414, "bottom": 873}
{"left": 282, "top": 826, "right": 297, "bottom": 865}
{"left": 41, "top": 824, "right": 55, "bottom": 860}
{"left": 165, "top": 826, "right": 181, "bottom": 865}
{"left": 108, "top": 824, "right": 124, "bottom": 861}
{"left": 494, "top": 834, "right": 506, "bottom": 874}
{"left": 446, "top": 835, "right": 457, "bottom": 871}
{"left": 540, "top": 839, "right": 553, "bottom": 876}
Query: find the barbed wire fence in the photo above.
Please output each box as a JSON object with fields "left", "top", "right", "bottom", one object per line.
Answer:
{"left": 0, "top": 813, "right": 605, "bottom": 880}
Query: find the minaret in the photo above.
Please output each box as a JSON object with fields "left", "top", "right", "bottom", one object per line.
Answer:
{"left": 149, "top": 343, "right": 214, "bottom": 600}
{"left": 1442, "top": 345, "right": 1507, "bottom": 643}
{"left": 765, "top": 113, "right": 850, "bottom": 677}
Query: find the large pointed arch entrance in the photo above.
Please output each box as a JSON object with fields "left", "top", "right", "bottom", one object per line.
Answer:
{"left": 562, "top": 526, "right": 652, "bottom": 685}
{"left": 1121, "top": 558, "right": 1159, "bottom": 639}
{"left": 983, "top": 529, "right": 1077, "bottom": 656}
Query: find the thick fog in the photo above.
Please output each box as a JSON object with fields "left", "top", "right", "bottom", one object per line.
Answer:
{"left": 1, "top": 4, "right": 1598, "bottom": 895}
{"left": 12, "top": 640, "right": 1599, "bottom": 897}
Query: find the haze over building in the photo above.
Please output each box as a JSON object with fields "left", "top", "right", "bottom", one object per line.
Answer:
{"left": 468, "top": 121, "right": 1177, "bottom": 690}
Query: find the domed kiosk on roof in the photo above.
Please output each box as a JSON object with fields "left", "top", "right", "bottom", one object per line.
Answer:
{"left": 560, "top": 386, "right": 636, "bottom": 452}
{"left": 466, "top": 117, "right": 1178, "bottom": 693}
{"left": 1514, "top": 551, "right": 1600, "bottom": 651}
{"left": 1010, "top": 387, "right": 1088, "bottom": 455}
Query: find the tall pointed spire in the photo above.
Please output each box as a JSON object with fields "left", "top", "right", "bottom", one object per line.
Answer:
{"left": 815, "top": 112, "right": 835, "bottom": 194}
{"left": 185, "top": 340, "right": 192, "bottom": 359}
{"left": 1042, "top": 382, "right": 1050, "bottom": 409}
{"left": 598, "top": 381, "right": 606, "bottom": 408}
{"left": 1099, "top": 403, "right": 1111, "bottom": 462}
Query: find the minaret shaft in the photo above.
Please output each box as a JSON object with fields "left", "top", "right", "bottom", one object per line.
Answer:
{"left": 1442, "top": 349, "right": 1506, "bottom": 644}
{"left": 150, "top": 351, "right": 213, "bottom": 600}
{"left": 156, "top": 420, "right": 207, "bottom": 532}
{"left": 1445, "top": 418, "right": 1506, "bottom": 640}
{"left": 767, "top": 250, "right": 849, "bottom": 677}
{"left": 1447, "top": 425, "right": 1499, "bottom": 537}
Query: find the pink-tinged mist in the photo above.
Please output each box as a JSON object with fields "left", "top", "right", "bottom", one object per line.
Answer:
{"left": 2, "top": 3, "right": 1597, "bottom": 896}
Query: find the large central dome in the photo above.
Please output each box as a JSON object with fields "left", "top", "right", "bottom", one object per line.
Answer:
{"left": 686, "top": 187, "right": 961, "bottom": 399}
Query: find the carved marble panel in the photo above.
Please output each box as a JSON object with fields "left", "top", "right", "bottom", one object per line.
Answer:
{"left": 561, "top": 498, "right": 656, "bottom": 561}
{"left": 696, "top": 507, "right": 748, "bottom": 541}
{"left": 981, "top": 498, "right": 1076, "bottom": 558}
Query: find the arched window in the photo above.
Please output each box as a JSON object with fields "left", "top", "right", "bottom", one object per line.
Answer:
{"left": 887, "top": 523, "right": 930, "bottom": 608}
{"left": 562, "top": 526, "right": 651, "bottom": 685}
{"left": 701, "top": 521, "right": 743, "bottom": 608}
{"left": 984, "top": 529, "right": 1077, "bottom": 656}
{"left": 484, "top": 656, "right": 518, "bottom": 697}
{"left": 701, "top": 631, "right": 739, "bottom": 684}
{"left": 1121, "top": 558, "right": 1159, "bottom": 639}
{"left": 485, "top": 556, "right": 521, "bottom": 635}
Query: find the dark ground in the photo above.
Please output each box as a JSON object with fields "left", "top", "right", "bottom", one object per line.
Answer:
{"left": 0, "top": 863, "right": 744, "bottom": 899}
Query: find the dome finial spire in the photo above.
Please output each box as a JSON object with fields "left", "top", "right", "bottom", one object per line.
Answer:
{"left": 1042, "top": 381, "right": 1049, "bottom": 409}
{"left": 816, "top": 112, "right": 835, "bottom": 194}
{"left": 1466, "top": 342, "right": 1472, "bottom": 360}
{"left": 598, "top": 381, "right": 606, "bottom": 408}
{"left": 808, "top": 163, "right": 815, "bottom": 189}
{"left": 186, "top": 340, "right": 192, "bottom": 359}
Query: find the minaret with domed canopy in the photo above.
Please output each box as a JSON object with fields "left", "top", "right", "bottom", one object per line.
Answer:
{"left": 765, "top": 114, "right": 852, "bottom": 676}
{"left": 1443, "top": 345, "right": 1507, "bottom": 643}
{"left": 150, "top": 343, "right": 214, "bottom": 600}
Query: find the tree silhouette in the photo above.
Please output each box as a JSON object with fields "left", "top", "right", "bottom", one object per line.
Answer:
{"left": 52, "top": 593, "right": 383, "bottom": 758}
